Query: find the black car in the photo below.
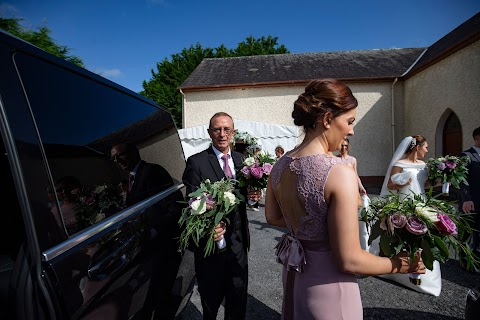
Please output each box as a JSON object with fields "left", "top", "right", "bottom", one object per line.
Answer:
{"left": 0, "top": 29, "right": 195, "bottom": 319}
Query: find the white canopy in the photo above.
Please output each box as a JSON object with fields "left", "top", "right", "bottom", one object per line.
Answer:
{"left": 178, "top": 119, "right": 299, "bottom": 160}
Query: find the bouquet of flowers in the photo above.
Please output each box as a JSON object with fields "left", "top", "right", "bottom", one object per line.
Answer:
{"left": 236, "top": 152, "right": 276, "bottom": 206}
{"left": 74, "top": 183, "right": 124, "bottom": 230}
{"left": 426, "top": 155, "right": 470, "bottom": 194}
{"left": 178, "top": 178, "right": 245, "bottom": 257}
{"left": 361, "top": 189, "right": 479, "bottom": 284}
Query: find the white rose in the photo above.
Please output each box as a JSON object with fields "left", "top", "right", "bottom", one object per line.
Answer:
{"left": 190, "top": 199, "right": 206, "bottom": 214}
{"left": 223, "top": 191, "right": 236, "bottom": 204}
{"left": 244, "top": 157, "right": 256, "bottom": 166}
{"left": 415, "top": 205, "right": 439, "bottom": 223}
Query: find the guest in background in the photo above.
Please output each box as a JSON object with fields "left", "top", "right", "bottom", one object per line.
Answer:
{"left": 336, "top": 138, "right": 366, "bottom": 195}
{"left": 275, "top": 145, "right": 285, "bottom": 159}
{"left": 458, "top": 126, "right": 480, "bottom": 272}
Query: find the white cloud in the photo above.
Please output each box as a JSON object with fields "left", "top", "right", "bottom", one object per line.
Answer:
{"left": 94, "top": 68, "right": 124, "bottom": 79}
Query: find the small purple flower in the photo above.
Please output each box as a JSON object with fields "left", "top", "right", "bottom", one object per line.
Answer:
{"left": 437, "top": 162, "right": 446, "bottom": 171}
{"left": 204, "top": 193, "right": 216, "bottom": 211}
{"left": 446, "top": 161, "right": 456, "bottom": 169}
{"left": 241, "top": 166, "right": 251, "bottom": 178}
{"left": 250, "top": 165, "right": 264, "bottom": 179}
{"left": 405, "top": 217, "right": 428, "bottom": 235}
{"left": 435, "top": 213, "right": 457, "bottom": 235}
{"left": 390, "top": 212, "right": 407, "bottom": 228}
{"left": 262, "top": 163, "right": 273, "bottom": 175}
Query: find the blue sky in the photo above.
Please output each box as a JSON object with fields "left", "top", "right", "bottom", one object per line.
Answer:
{"left": 2, "top": 0, "right": 479, "bottom": 93}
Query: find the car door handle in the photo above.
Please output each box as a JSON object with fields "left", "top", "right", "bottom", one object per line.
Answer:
{"left": 88, "top": 236, "right": 134, "bottom": 281}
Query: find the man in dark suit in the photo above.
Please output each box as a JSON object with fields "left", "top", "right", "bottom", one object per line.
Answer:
{"left": 110, "top": 142, "right": 182, "bottom": 319}
{"left": 459, "top": 127, "right": 480, "bottom": 270}
{"left": 182, "top": 112, "right": 260, "bottom": 320}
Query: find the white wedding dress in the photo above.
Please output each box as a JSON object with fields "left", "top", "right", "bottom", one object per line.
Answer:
{"left": 368, "top": 160, "right": 442, "bottom": 296}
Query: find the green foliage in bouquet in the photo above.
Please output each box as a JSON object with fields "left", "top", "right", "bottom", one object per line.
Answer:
{"left": 361, "top": 189, "right": 479, "bottom": 272}
{"left": 178, "top": 178, "right": 245, "bottom": 257}
{"left": 426, "top": 155, "right": 470, "bottom": 189}
{"left": 74, "top": 183, "right": 124, "bottom": 230}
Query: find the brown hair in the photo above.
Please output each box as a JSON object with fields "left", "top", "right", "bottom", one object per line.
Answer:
{"left": 275, "top": 146, "right": 285, "bottom": 154}
{"left": 406, "top": 134, "right": 427, "bottom": 154}
{"left": 292, "top": 79, "right": 358, "bottom": 130}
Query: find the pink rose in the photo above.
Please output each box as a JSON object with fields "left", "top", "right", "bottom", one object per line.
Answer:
{"left": 241, "top": 166, "right": 251, "bottom": 178}
{"left": 250, "top": 165, "right": 264, "bottom": 179}
{"left": 435, "top": 213, "right": 457, "bottom": 235}
{"left": 405, "top": 217, "right": 428, "bottom": 235}
{"left": 262, "top": 163, "right": 273, "bottom": 175}
{"left": 390, "top": 212, "right": 407, "bottom": 228}
{"left": 446, "top": 161, "right": 456, "bottom": 169}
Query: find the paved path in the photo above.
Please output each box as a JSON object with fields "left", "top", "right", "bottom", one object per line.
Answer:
{"left": 180, "top": 199, "right": 479, "bottom": 319}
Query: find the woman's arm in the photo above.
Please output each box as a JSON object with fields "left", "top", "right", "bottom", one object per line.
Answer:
{"left": 265, "top": 176, "right": 287, "bottom": 228}
{"left": 387, "top": 166, "right": 411, "bottom": 190}
{"left": 352, "top": 158, "right": 366, "bottom": 195}
{"left": 325, "top": 165, "right": 425, "bottom": 275}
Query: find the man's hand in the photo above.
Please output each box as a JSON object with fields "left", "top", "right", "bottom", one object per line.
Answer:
{"left": 213, "top": 221, "right": 226, "bottom": 241}
{"left": 462, "top": 201, "right": 475, "bottom": 213}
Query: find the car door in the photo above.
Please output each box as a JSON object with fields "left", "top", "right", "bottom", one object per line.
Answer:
{"left": 0, "top": 30, "right": 194, "bottom": 320}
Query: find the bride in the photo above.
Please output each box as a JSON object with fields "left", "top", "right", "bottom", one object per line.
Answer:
{"left": 369, "top": 135, "right": 442, "bottom": 296}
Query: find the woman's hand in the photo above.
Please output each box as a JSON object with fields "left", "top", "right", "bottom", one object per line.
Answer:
{"left": 213, "top": 221, "right": 226, "bottom": 241}
{"left": 391, "top": 251, "right": 426, "bottom": 274}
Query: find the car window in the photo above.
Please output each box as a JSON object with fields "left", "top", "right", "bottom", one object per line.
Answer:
{"left": 13, "top": 52, "right": 185, "bottom": 240}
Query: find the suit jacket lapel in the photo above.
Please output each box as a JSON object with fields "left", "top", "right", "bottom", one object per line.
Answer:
{"left": 469, "top": 147, "right": 480, "bottom": 163}
{"left": 207, "top": 147, "right": 225, "bottom": 181}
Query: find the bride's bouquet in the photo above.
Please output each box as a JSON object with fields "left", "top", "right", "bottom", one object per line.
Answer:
{"left": 361, "top": 189, "right": 479, "bottom": 284}
{"left": 236, "top": 152, "right": 276, "bottom": 206}
{"left": 178, "top": 178, "right": 244, "bottom": 257}
{"left": 426, "top": 155, "right": 470, "bottom": 194}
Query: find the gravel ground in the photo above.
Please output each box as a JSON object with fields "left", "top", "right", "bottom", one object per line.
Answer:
{"left": 179, "top": 198, "right": 480, "bottom": 320}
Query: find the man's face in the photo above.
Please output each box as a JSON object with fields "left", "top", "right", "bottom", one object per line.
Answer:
{"left": 474, "top": 135, "right": 480, "bottom": 148}
{"left": 111, "top": 145, "right": 133, "bottom": 171}
{"left": 208, "top": 116, "right": 235, "bottom": 153}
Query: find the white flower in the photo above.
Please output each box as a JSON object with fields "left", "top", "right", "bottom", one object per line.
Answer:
{"left": 223, "top": 191, "right": 236, "bottom": 204}
{"left": 190, "top": 199, "right": 206, "bottom": 214}
{"left": 244, "top": 157, "right": 256, "bottom": 166}
{"left": 415, "top": 205, "right": 439, "bottom": 222}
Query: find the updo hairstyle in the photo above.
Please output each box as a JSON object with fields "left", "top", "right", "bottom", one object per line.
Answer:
{"left": 292, "top": 78, "right": 358, "bottom": 130}
{"left": 406, "top": 134, "right": 427, "bottom": 154}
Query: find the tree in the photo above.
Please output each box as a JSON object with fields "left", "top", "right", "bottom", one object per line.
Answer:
{"left": 141, "top": 35, "right": 289, "bottom": 128}
{"left": 0, "top": 18, "right": 84, "bottom": 67}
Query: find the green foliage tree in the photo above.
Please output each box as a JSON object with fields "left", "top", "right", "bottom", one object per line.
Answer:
{"left": 0, "top": 18, "right": 84, "bottom": 67}
{"left": 141, "top": 35, "right": 289, "bottom": 128}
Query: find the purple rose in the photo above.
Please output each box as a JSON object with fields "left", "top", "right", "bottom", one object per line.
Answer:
{"left": 262, "top": 163, "right": 273, "bottom": 175}
{"left": 250, "top": 165, "right": 264, "bottom": 179}
{"left": 446, "top": 161, "right": 456, "bottom": 169}
{"left": 241, "top": 166, "right": 251, "bottom": 178}
{"left": 405, "top": 217, "right": 428, "bottom": 235}
{"left": 435, "top": 213, "right": 457, "bottom": 235}
{"left": 390, "top": 212, "right": 407, "bottom": 228}
{"left": 437, "top": 162, "right": 446, "bottom": 171}
{"left": 204, "top": 193, "right": 216, "bottom": 211}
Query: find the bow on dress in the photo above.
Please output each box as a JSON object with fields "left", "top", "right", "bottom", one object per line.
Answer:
{"left": 275, "top": 233, "right": 307, "bottom": 272}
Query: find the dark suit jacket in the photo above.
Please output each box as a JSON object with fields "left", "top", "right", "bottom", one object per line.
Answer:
{"left": 182, "top": 146, "right": 250, "bottom": 253}
{"left": 459, "top": 147, "right": 480, "bottom": 216}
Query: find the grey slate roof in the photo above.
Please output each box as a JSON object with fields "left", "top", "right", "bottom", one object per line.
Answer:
{"left": 179, "top": 48, "right": 426, "bottom": 90}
